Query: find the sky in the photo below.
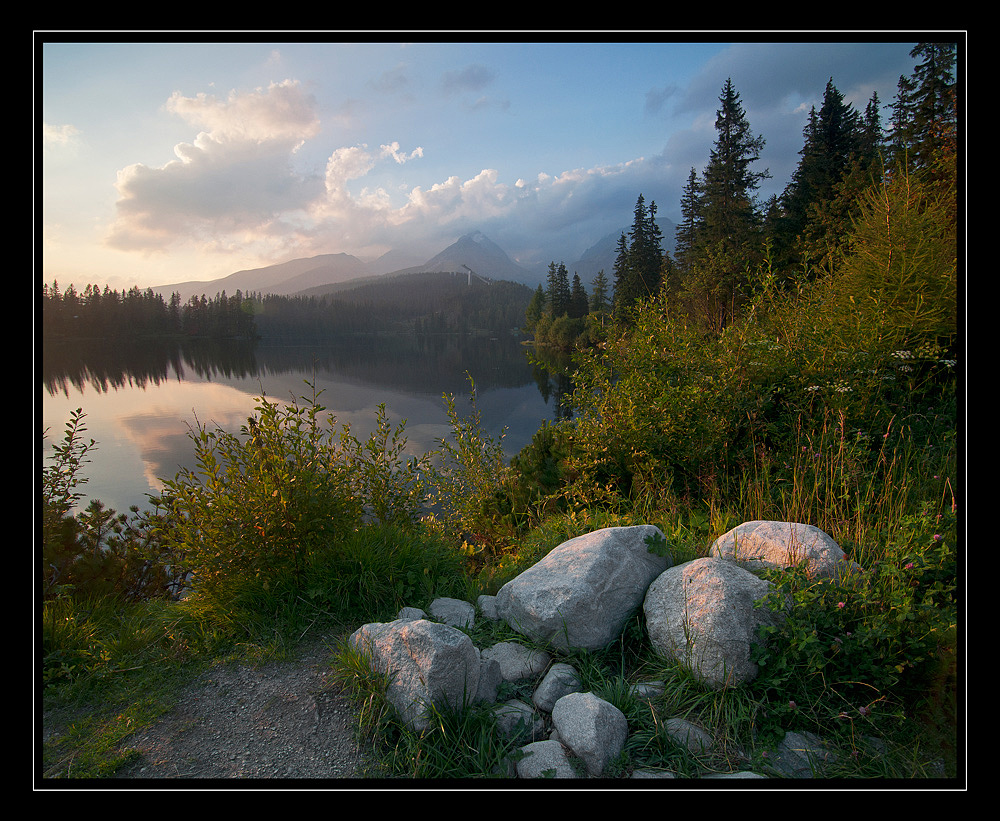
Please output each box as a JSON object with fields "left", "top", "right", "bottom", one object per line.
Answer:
{"left": 38, "top": 36, "right": 930, "bottom": 292}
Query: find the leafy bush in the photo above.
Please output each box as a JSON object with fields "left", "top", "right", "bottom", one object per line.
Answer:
{"left": 42, "top": 409, "right": 175, "bottom": 603}
{"left": 157, "top": 384, "right": 434, "bottom": 601}
{"left": 156, "top": 386, "right": 359, "bottom": 598}
{"left": 423, "top": 376, "right": 517, "bottom": 552}
{"left": 751, "top": 501, "right": 958, "bottom": 722}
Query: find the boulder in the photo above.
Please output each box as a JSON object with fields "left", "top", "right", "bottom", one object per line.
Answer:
{"left": 709, "top": 520, "right": 861, "bottom": 581}
{"left": 663, "top": 717, "right": 714, "bottom": 755}
{"left": 493, "top": 699, "right": 545, "bottom": 744}
{"left": 532, "top": 662, "right": 583, "bottom": 712}
{"left": 495, "top": 525, "right": 672, "bottom": 651}
{"left": 349, "top": 618, "right": 496, "bottom": 731}
{"left": 515, "top": 740, "right": 579, "bottom": 779}
{"left": 428, "top": 596, "right": 476, "bottom": 629}
{"left": 481, "top": 641, "right": 551, "bottom": 683}
{"left": 643, "top": 557, "right": 786, "bottom": 689}
{"left": 551, "top": 691, "right": 628, "bottom": 777}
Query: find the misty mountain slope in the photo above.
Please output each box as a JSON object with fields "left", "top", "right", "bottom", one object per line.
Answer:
{"left": 387, "top": 231, "right": 533, "bottom": 282}
{"left": 151, "top": 253, "right": 372, "bottom": 304}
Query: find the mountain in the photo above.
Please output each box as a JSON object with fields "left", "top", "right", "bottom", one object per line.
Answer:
{"left": 150, "top": 252, "right": 372, "bottom": 303}
{"left": 388, "top": 231, "right": 533, "bottom": 283}
{"left": 148, "top": 221, "right": 678, "bottom": 305}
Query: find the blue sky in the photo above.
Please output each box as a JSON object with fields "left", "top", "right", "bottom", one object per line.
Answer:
{"left": 39, "top": 37, "right": 924, "bottom": 291}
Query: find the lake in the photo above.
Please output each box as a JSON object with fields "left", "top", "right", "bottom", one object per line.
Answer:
{"left": 40, "top": 333, "right": 574, "bottom": 516}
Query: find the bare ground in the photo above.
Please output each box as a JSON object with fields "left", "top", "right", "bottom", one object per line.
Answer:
{"left": 107, "top": 637, "right": 382, "bottom": 783}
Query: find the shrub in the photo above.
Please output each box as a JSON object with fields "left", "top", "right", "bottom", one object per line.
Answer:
{"left": 42, "top": 409, "right": 175, "bottom": 603}
{"left": 751, "top": 500, "right": 958, "bottom": 723}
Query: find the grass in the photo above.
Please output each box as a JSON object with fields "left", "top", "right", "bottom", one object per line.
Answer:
{"left": 39, "top": 373, "right": 960, "bottom": 784}
{"left": 39, "top": 485, "right": 960, "bottom": 782}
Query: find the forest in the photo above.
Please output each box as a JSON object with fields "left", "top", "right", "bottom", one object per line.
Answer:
{"left": 41, "top": 43, "right": 961, "bottom": 781}
{"left": 41, "top": 265, "right": 535, "bottom": 343}
{"left": 525, "top": 46, "right": 957, "bottom": 364}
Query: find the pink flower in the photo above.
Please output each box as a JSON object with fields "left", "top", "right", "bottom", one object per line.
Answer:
{"left": 905, "top": 563, "right": 914, "bottom": 570}
{"left": 837, "top": 601, "right": 846, "bottom": 608}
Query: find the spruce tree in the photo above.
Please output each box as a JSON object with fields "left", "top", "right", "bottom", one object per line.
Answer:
{"left": 698, "top": 79, "right": 769, "bottom": 254}
{"left": 675, "top": 167, "right": 702, "bottom": 273}
{"left": 681, "top": 79, "right": 769, "bottom": 330}
{"left": 546, "top": 261, "right": 572, "bottom": 318}
{"left": 524, "top": 284, "right": 546, "bottom": 333}
{"left": 890, "top": 42, "right": 958, "bottom": 174}
{"left": 570, "top": 273, "right": 589, "bottom": 319}
{"left": 589, "top": 270, "right": 610, "bottom": 316}
{"left": 613, "top": 194, "right": 665, "bottom": 317}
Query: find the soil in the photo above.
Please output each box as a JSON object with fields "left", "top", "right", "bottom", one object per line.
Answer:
{"left": 107, "top": 636, "right": 382, "bottom": 783}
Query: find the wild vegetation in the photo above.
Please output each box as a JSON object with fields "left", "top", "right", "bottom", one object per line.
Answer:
{"left": 40, "top": 44, "right": 960, "bottom": 781}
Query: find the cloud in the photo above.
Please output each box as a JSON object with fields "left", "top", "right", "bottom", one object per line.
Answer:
{"left": 441, "top": 64, "right": 496, "bottom": 95}
{"left": 105, "top": 80, "right": 324, "bottom": 253}
{"left": 99, "top": 70, "right": 690, "bottom": 270}
{"left": 43, "top": 122, "right": 81, "bottom": 147}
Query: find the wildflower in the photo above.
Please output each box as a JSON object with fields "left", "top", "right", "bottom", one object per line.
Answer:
{"left": 933, "top": 534, "right": 942, "bottom": 541}
{"left": 904, "top": 563, "right": 914, "bottom": 570}
{"left": 858, "top": 706, "right": 869, "bottom": 716}
{"left": 789, "top": 700, "right": 797, "bottom": 710}
{"left": 837, "top": 601, "right": 845, "bottom": 609}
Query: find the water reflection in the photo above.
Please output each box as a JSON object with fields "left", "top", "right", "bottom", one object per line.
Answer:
{"left": 40, "top": 334, "right": 570, "bottom": 515}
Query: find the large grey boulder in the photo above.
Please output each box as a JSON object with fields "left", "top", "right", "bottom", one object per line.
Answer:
{"left": 495, "top": 525, "right": 672, "bottom": 651}
{"left": 709, "top": 520, "right": 861, "bottom": 581}
{"left": 643, "top": 557, "right": 786, "bottom": 690}
{"left": 551, "top": 691, "right": 628, "bottom": 777}
{"left": 349, "top": 618, "right": 497, "bottom": 731}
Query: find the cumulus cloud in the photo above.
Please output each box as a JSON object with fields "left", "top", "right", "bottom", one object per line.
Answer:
{"left": 43, "top": 122, "right": 81, "bottom": 147}
{"left": 105, "top": 80, "right": 324, "bottom": 253}
{"left": 102, "top": 73, "right": 680, "bottom": 268}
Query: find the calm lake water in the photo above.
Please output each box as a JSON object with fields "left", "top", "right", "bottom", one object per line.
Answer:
{"left": 40, "top": 334, "right": 573, "bottom": 515}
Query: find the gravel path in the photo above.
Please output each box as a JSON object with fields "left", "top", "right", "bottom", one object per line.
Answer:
{"left": 112, "top": 637, "right": 381, "bottom": 783}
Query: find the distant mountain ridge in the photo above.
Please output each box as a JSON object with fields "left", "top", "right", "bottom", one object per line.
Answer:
{"left": 150, "top": 252, "right": 371, "bottom": 304}
{"left": 150, "top": 220, "right": 677, "bottom": 303}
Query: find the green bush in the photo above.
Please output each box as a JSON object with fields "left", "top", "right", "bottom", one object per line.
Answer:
{"left": 42, "top": 409, "right": 175, "bottom": 604}
{"left": 157, "top": 384, "right": 434, "bottom": 601}
{"left": 752, "top": 501, "right": 958, "bottom": 722}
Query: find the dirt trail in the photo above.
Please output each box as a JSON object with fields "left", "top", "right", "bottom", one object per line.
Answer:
{"left": 111, "top": 637, "right": 380, "bottom": 782}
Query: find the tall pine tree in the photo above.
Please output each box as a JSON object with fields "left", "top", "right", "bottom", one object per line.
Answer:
{"left": 890, "top": 42, "right": 958, "bottom": 175}
{"left": 613, "top": 194, "right": 666, "bottom": 317}
{"left": 680, "top": 79, "right": 769, "bottom": 331}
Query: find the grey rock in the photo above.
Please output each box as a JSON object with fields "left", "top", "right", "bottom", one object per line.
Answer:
{"left": 496, "top": 525, "right": 672, "bottom": 651}
{"left": 532, "top": 662, "right": 582, "bottom": 712}
{"left": 515, "top": 739, "right": 579, "bottom": 779}
{"left": 493, "top": 699, "right": 545, "bottom": 743}
{"left": 551, "top": 691, "right": 628, "bottom": 777}
{"left": 428, "top": 596, "right": 475, "bottom": 629}
{"left": 663, "top": 717, "right": 713, "bottom": 755}
{"left": 643, "top": 557, "right": 786, "bottom": 689}
{"left": 349, "top": 618, "right": 484, "bottom": 732}
{"left": 767, "top": 730, "right": 839, "bottom": 777}
{"left": 709, "top": 520, "right": 862, "bottom": 581}
{"left": 477, "top": 594, "right": 499, "bottom": 621}
{"left": 481, "top": 641, "right": 551, "bottom": 683}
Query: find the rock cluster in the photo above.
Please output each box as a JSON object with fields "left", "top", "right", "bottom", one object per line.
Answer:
{"left": 349, "top": 521, "right": 865, "bottom": 779}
